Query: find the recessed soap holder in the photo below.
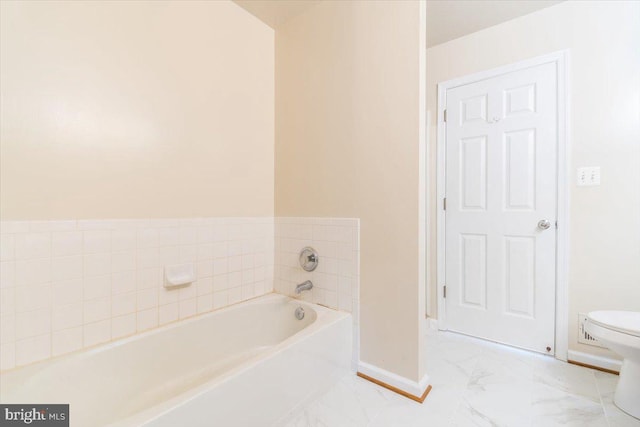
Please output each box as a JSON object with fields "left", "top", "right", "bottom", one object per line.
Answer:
{"left": 299, "top": 247, "right": 319, "bottom": 272}
{"left": 164, "top": 263, "right": 195, "bottom": 289}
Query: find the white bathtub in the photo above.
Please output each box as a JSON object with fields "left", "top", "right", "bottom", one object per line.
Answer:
{"left": 0, "top": 294, "right": 352, "bottom": 427}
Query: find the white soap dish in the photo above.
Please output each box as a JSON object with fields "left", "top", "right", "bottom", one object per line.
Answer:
{"left": 164, "top": 263, "right": 195, "bottom": 288}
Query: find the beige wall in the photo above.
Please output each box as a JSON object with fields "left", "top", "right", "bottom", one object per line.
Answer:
{"left": 426, "top": 1, "right": 640, "bottom": 358}
{"left": 0, "top": 0, "right": 274, "bottom": 220}
{"left": 275, "top": 1, "right": 427, "bottom": 381}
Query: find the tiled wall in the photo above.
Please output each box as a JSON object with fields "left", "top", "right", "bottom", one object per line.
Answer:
{"left": 274, "top": 217, "right": 360, "bottom": 367}
{"left": 0, "top": 217, "right": 359, "bottom": 372}
{"left": 0, "top": 218, "right": 274, "bottom": 371}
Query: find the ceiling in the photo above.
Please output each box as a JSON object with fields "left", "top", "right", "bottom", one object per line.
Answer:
{"left": 426, "top": 0, "right": 562, "bottom": 47}
{"left": 233, "top": 0, "right": 322, "bottom": 29}
{"left": 233, "top": 0, "right": 563, "bottom": 47}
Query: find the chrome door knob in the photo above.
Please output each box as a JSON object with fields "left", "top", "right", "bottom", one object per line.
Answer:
{"left": 537, "top": 219, "right": 551, "bottom": 230}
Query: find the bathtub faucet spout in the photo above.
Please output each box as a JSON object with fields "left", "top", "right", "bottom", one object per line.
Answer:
{"left": 295, "top": 280, "right": 313, "bottom": 295}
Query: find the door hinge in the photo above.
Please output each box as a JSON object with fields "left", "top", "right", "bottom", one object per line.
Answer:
{"left": 443, "top": 109, "right": 447, "bottom": 122}
{"left": 443, "top": 197, "right": 447, "bottom": 210}
{"left": 443, "top": 285, "right": 447, "bottom": 298}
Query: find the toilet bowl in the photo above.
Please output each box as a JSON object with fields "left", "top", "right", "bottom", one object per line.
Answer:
{"left": 585, "top": 311, "right": 640, "bottom": 419}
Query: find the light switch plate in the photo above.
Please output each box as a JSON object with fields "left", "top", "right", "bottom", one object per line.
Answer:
{"left": 577, "top": 167, "right": 601, "bottom": 186}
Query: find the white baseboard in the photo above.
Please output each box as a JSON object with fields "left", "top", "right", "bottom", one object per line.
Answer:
{"left": 426, "top": 317, "right": 439, "bottom": 330}
{"left": 567, "top": 350, "right": 622, "bottom": 373}
{"left": 357, "top": 361, "right": 430, "bottom": 398}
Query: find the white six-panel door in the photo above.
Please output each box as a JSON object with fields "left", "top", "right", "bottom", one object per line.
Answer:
{"left": 445, "top": 62, "right": 558, "bottom": 354}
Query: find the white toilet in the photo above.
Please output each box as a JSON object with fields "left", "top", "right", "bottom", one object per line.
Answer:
{"left": 585, "top": 310, "right": 640, "bottom": 419}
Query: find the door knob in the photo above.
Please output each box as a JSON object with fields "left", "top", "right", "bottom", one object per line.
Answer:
{"left": 537, "top": 219, "right": 551, "bottom": 230}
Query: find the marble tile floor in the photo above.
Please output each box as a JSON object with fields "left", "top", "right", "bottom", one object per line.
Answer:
{"left": 275, "top": 330, "right": 640, "bottom": 427}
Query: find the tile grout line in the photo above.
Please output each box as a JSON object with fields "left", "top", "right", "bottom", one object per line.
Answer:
{"left": 593, "top": 369, "right": 613, "bottom": 427}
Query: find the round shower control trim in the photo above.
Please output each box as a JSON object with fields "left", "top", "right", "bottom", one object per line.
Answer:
{"left": 299, "top": 247, "right": 319, "bottom": 272}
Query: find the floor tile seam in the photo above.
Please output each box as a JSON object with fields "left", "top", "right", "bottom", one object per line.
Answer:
{"left": 593, "top": 371, "right": 614, "bottom": 427}
{"left": 589, "top": 369, "right": 611, "bottom": 419}
{"left": 530, "top": 371, "right": 605, "bottom": 405}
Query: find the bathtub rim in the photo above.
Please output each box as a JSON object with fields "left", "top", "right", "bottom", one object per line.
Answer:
{"left": 110, "top": 294, "right": 350, "bottom": 426}
{"left": 1, "top": 292, "right": 337, "bottom": 376}
{"left": 0, "top": 293, "right": 351, "bottom": 427}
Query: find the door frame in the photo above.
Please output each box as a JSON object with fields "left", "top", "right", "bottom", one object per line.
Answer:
{"left": 435, "top": 50, "right": 570, "bottom": 360}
